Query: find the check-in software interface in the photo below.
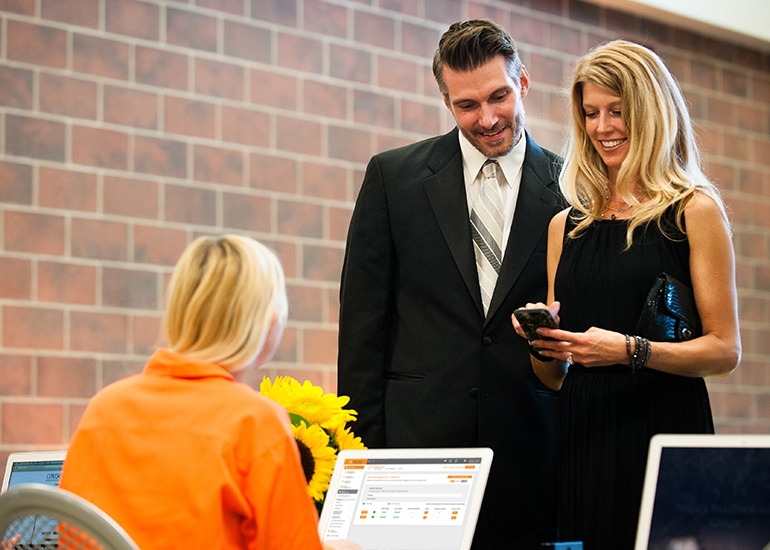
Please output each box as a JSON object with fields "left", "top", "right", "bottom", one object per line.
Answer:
{"left": 6, "top": 460, "right": 63, "bottom": 489}
{"left": 5, "top": 460, "right": 64, "bottom": 548}
{"left": 322, "top": 457, "right": 485, "bottom": 550}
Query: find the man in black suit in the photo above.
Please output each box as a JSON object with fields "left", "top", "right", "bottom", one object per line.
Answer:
{"left": 338, "top": 20, "right": 564, "bottom": 549}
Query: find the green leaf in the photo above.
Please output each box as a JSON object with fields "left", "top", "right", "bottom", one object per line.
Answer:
{"left": 289, "top": 413, "right": 310, "bottom": 427}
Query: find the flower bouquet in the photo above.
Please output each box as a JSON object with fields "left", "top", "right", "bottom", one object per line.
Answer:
{"left": 260, "top": 376, "right": 366, "bottom": 511}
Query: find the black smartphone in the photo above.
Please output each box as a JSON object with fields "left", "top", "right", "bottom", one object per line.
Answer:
{"left": 513, "top": 307, "right": 558, "bottom": 341}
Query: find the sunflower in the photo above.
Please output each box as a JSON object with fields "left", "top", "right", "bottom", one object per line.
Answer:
{"left": 292, "top": 422, "right": 336, "bottom": 501}
{"left": 331, "top": 425, "right": 366, "bottom": 451}
{"left": 265, "top": 376, "right": 357, "bottom": 430}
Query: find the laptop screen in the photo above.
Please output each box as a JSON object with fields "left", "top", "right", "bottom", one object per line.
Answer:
{"left": 635, "top": 434, "right": 770, "bottom": 550}
{"left": 318, "top": 448, "right": 493, "bottom": 550}
{"left": 2, "top": 452, "right": 66, "bottom": 492}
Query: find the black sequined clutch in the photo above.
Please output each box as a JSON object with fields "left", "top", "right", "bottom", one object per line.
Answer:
{"left": 635, "top": 273, "right": 702, "bottom": 342}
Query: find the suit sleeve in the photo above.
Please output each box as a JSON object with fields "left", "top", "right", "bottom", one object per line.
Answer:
{"left": 337, "top": 156, "right": 394, "bottom": 449}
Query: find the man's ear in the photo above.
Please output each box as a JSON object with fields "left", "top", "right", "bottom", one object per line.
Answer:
{"left": 442, "top": 93, "right": 452, "bottom": 112}
{"left": 519, "top": 66, "right": 530, "bottom": 99}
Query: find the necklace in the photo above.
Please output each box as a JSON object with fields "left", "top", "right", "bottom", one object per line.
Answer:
{"left": 601, "top": 194, "right": 631, "bottom": 220}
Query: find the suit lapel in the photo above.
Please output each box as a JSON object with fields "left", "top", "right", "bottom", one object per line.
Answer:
{"left": 422, "top": 131, "right": 485, "bottom": 317}
{"left": 486, "top": 134, "right": 561, "bottom": 322}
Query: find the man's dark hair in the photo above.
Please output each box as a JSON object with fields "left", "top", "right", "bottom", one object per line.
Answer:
{"left": 433, "top": 19, "right": 522, "bottom": 96}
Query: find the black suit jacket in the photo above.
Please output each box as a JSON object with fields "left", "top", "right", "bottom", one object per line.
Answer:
{"left": 338, "top": 128, "right": 564, "bottom": 534}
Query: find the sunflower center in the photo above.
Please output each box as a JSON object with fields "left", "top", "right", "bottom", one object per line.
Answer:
{"left": 296, "top": 438, "right": 316, "bottom": 483}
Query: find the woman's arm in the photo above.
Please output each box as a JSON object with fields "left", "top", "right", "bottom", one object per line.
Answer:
{"left": 531, "top": 193, "right": 741, "bottom": 378}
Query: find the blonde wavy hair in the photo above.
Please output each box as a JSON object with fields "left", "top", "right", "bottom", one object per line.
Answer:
{"left": 163, "top": 235, "right": 288, "bottom": 372}
{"left": 560, "top": 40, "right": 726, "bottom": 246}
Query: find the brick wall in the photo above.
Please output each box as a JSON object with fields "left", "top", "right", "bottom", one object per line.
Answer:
{"left": 1, "top": 0, "right": 768, "bottom": 462}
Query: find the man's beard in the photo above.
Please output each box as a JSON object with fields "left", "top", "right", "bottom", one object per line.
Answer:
{"left": 463, "top": 111, "right": 524, "bottom": 158}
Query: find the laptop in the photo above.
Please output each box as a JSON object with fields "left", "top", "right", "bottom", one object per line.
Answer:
{"left": 318, "top": 447, "right": 493, "bottom": 550}
{"left": 2, "top": 450, "right": 67, "bottom": 493}
{"left": 634, "top": 434, "right": 770, "bottom": 550}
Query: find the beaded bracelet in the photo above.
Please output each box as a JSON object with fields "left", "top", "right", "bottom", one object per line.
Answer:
{"left": 628, "top": 335, "right": 651, "bottom": 373}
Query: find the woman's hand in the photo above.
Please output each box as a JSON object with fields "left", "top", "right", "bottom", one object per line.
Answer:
{"left": 532, "top": 326, "right": 629, "bottom": 368}
{"left": 1, "top": 534, "right": 22, "bottom": 550}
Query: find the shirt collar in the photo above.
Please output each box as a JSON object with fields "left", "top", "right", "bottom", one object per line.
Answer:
{"left": 144, "top": 348, "right": 237, "bottom": 381}
{"left": 459, "top": 130, "right": 527, "bottom": 187}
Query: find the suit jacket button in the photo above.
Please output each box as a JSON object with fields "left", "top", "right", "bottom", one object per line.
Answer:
{"left": 482, "top": 336, "right": 492, "bottom": 346}
{"left": 470, "top": 388, "right": 479, "bottom": 398}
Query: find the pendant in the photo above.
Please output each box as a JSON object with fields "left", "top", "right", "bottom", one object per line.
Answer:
{"left": 611, "top": 214, "right": 617, "bottom": 220}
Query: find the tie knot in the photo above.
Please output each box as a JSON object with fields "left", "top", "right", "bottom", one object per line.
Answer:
{"left": 482, "top": 160, "right": 498, "bottom": 179}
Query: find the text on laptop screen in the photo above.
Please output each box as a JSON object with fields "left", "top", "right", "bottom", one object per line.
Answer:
{"left": 322, "top": 456, "right": 485, "bottom": 550}
{"left": 6, "top": 459, "right": 63, "bottom": 489}
{"left": 647, "top": 446, "right": 770, "bottom": 549}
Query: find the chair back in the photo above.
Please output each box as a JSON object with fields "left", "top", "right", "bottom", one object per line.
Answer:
{"left": 0, "top": 483, "right": 140, "bottom": 550}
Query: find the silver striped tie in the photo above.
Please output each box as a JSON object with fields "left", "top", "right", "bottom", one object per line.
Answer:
{"left": 471, "top": 160, "right": 504, "bottom": 316}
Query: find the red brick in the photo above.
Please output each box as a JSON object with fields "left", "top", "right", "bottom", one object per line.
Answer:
{"left": 303, "top": 162, "right": 347, "bottom": 201}
{"left": 223, "top": 191, "right": 272, "bottom": 232}
{"left": 330, "top": 45, "right": 371, "bottom": 85}
{"left": 249, "top": 153, "right": 297, "bottom": 192}
{"left": 103, "top": 267, "right": 157, "bottom": 310}
{"left": 4, "top": 211, "right": 65, "bottom": 255}
{"left": 723, "top": 131, "right": 751, "bottom": 162}
{"left": 136, "top": 47, "right": 188, "bottom": 91}
{"left": 753, "top": 76, "right": 770, "bottom": 103}
{"left": 197, "top": 0, "right": 244, "bottom": 15}
{"left": 224, "top": 20, "right": 271, "bottom": 63}
{"left": 132, "top": 314, "right": 163, "bottom": 356}
{"left": 5, "top": 115, "right": 65, "bottom": 162}
{"left": 103, "top": 360, "right": 146, "bottom": 387}
{"left": 6, "top": 20, "right": 66, "bottom": 68}
{"left": 0, "top": 0, "right": 34, "bottom": 14}
{"left": 133, "top": 225, "right": 187, "bottom": 266}
{"left": 193, "top": 144, "right": 244, "bottom": 186}
{"left": 250, "top": 69, "right": 297, "bottom": 110}
{"left": 68, "top": 404, "right": 88, "bottom": 438}
{"left": 73, "top": 34, "right": 129, "bottom": 80}
{"left": 278, "top": 201, "right": 323, "bottom": 238}
{"left": 736, "top": 105, "right": 765, "bottom": 133}
{"left": 278, "top": 33, "right": 323, "bottom": 74}
{"left": 134, "top": 136, "right": 187, "bottom": 178}
{"left": 276, "top": 115, "right": 322, "bottom": 156}
{"left": 377, "top": 55, "right": 419, "bottom": 93}
{"left": 222, "top": 106, "right": 270, "bottom": 148}
{"left": 303, "top": 244, "right": 344, "bottom": 282}
{"left": 195, "top": 58, "right": 244, "bottom": 101}
{"left": 0, "top": 355, "right": 32, "bottom": 396}
{"left": 401, "top": 99, "right": 441, "bottom": 135}
{"left": 42, "top": 0, "right": 98, "bottom": 28}
{"left": 38, "top": 261, "right": 97, "bottom": 305}
{"left": 167, "top": 7, "right": 217, "bottom": 52}
{"left": 104, "top": 85, "right": 158, "bottom": 129}
{"left": 424, "top": 0, "right": 461, "bottom": 24}
{"left": 353, "top": 91, "right": 394, "bottom": 128}
{"left": 39, "top": 73, "right": 97, "bottom": 119}
{"left": 0, "top": 65, "right": 33, "bottom": 109}
{"left": 38, "top": 356, "right": 96, "bottom": 398}
{"left": 468, "top": 3, "right": 509, "bottom": 26}
{"left": 354, "top": 11, "right": 394, "bottom": 49}
{"left": 691, "top": 59, "right": 718, "bottom": 91}
{"left": 164, "top": 184, "right": 217, "bottom": 225}
{"left": 70, "top": 311, "right": 128, "bottom": 353}
{"left": 71, "top": 218, "right": 128, "bottom": 261}
{"left": 251, "top": 0, "right": 296, "bottom": 26}
{"left": 165, "top": 96, "right": 216, "bottom": 139}
{"left": 72, "top": 125, "right": 128, "bottom": 170}
{"left": 328, "top": 126, "right": 371, "bottom": 164}
{"left": 302, "top": 327, "right": 337, "bottom": 366}
{"left": 3, "top": 306, "right": 64, "bottom": 350}
{"left": 304, "top": 80, "right": 347, "bottom": 120}
{"left": 2, "top": 403, "right": 64, "bottom": 445}
{"left": 0, "top": 257, "right": 31, "bottom": 299}
{"left": 550, "top": 23, "right": 582, "bottom": 56}
{"left": 402, "top": 22, "right": 441, "bottom": 58}
{"left": 705, "top": 97, "right": 734, "bottom": 126}
{"left": 105, "top": 0, "right": 160, "bottom": 41}
{"left": 304, "top": 0, "right": 347, "bottom": 38}
{"left": 263, "top": 240, "right": 297, "bottom": 279}
{"left": 104, "top": 176, "right": 159, "bottom": 219}
{"left": 0, "top": 160, "right": 32, "bottom": 205}
{"left": 286, "top": 283, "right": 323, "bottom": 322}
{"left": 326, "top": 288, "right": 339, "bottom": 324}
{"left": 329, "top": 206, "right": 353, "bottom": 242}
{"left": 528, "top": 53, "right": 566, "bottom": 88}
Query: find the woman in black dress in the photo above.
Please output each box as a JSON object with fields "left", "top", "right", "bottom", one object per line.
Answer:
{"left": 512, "top": 41, "right": 741, "bottom": 549}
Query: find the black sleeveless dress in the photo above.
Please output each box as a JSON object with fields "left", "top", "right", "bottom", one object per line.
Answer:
{"left": 553, "top": 209, "right": 713, "bottom": 550}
